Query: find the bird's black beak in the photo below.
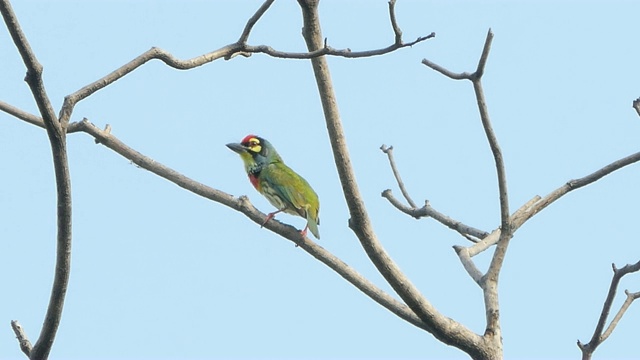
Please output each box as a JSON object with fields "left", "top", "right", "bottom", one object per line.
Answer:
{"left": 226, "top": 142, "right": 247, "bottom": 154}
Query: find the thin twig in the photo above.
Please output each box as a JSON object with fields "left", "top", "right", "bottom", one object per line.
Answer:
{"left": 513, "top": 150, "right": 640, "bottom": 230}
{"left": 600, "top": 290, "right": 640, "bottom": 343}
{"left": 387, "top": 0, "right": 402, "bottom": 44}
{"left": 55, "top": 3, "right": 434, "bottom": 127}
{"left": 237, "top": 0, "right": 275, "bottom": 44}
{"left": 453, "top": 246, "right": 482, "bottom": 284}
{"left": 380, "top": 145, "right": 417, "bottom": 208}
{"left": 11, "top": 320, "right": 32, "bottom": 357}
{"left": 1, "top": 1, "right": 73, "bottom": 359}
{"left": 578, "top": 260, "right": 640, "bottom": 360}
{"left": 382, "top": 190, "right": 487, "bottom": 241}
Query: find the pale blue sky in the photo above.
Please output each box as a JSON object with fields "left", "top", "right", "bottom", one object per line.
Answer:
{"left": 1, "top": 1, "right": 640, "bottom": 359}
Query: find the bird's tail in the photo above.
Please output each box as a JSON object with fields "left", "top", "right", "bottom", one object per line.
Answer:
{"left": 306, "top": 214, "right": 320, "bottom": 240}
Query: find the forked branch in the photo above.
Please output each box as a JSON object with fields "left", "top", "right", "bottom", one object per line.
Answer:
{"left": 55, "top": 0, "right": 434, "bottom": 127}
{"left": 578, "top": 260, "right": 640, "bottom": 360}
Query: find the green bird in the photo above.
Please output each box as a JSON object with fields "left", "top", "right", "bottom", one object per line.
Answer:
{"left": 226, "top": 134, "right": 320, "bottom": 239}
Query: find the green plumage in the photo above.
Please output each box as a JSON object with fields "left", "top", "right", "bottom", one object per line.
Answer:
{"left": 226, "top": 135, "right": 320, "bottom": 239}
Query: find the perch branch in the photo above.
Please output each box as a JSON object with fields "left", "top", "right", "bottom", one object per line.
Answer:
{"left": 578, "top": 260, "right": 640, "bottom": 360}
{"left": 73, "top": 119, "right": 428, "bottom": 330}
{"left": 1, "top": 1, "right": 73, "bottom": 359}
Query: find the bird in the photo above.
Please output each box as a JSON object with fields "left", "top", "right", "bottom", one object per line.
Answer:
{"left": 226, "top": 134, "right": 320, "bottom": 239}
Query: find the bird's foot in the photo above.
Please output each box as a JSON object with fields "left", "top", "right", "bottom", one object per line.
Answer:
{"left": 300, "top": 225, "right": 309, "bottom": 238}
{"left": 261, "top": 210, "right": 283, "bottom": 228}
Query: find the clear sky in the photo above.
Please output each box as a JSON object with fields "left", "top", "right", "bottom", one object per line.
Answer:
{"left": 1, "top": 1, "right": 640, "bottom": 359}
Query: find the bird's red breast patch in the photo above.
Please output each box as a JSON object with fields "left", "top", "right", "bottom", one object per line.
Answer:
{"left": 248, "top": 173, "right": 261, "bottom": 191}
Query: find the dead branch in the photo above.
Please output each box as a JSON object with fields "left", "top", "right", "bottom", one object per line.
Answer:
{"left": 380, "top": 145, "right": 417, "bottom": 208}
{"left": 297, "top": 1, "right": 490, "bottom": 358}
{"left": 578, "top": 260, "right": 640, "bottom": 360}
{"left": 1, "top": 1, "right": 73, "bottom": 359}
{"left": 11, "top": 321, "right": 32, "bottom": 357}
{"left": 74, "top": 118, "right": 428, "bottom": 331}
{"left": 55, "top": 0, "right": 434, "bottom": 127}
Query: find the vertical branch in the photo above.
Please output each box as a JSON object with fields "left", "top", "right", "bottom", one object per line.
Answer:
{"left": 296, "top": 1, "right": 489, "bottom": 358}
{"left": 1, "top": 1, "right": 73, "bottom": 359}
{"left": 471, "top": 30, "right": 511, "bottom": 340}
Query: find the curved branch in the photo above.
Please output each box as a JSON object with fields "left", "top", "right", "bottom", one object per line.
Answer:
{"left": 1, "top": 1, "right": 73, "bottom": 359}
{"left": 380, "top": 145, "right": 417, "bottom": 208}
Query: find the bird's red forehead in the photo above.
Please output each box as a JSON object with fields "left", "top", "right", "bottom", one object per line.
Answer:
{"left": 241, "top": 134, "right": 259, "bottom": 145}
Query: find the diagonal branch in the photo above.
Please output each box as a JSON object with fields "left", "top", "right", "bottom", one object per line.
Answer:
{"left": 578, "top": 260, "right": 640, "bottom": 360}
{"left": 1, "top": 1, "right": 73, "bottom": 359}
{"left": 380, "top": 145, "right": 417, "bottom": 208}
{"left": 0, "top": 99, "right": 44, "bottom": 128}
{"left": 11, "top": 321, "right": 32, "bottom": 357}
{"left": 73, "top": 118, "right": 428, "bottom": 330}
{"left": 237, "top": 0, "right": 275, "bottom": 44}
{"left": 382, "top": 190, "right": 487, "bottom": 242}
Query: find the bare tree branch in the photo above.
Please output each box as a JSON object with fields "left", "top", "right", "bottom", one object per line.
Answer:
{"left": 380, "top": 145, "right": 417, "bottom": 207}
{"left": 578, "top": 260, "right": 640, "bottom": 360}
{"left": 422, "top": 29, "right": 509, "bottom": 342}
{"left": 11, "top": 321, "right": 32, "bottom": 357}
{"left": 237, "top": 0, "right": 275, "bottom": 44}
{"left": 1, "top": 1, "right": 439, "bottom": 349}
{"left": 54, "top": 1, "right": 434, "bottom": 127}
{"left": 382, "top": 190, "right": 487, "bottom": 242}
{"left": 72, "top": 118, "right": 428, "bottom": 330}
{"left": 601, "top": 290, "right": 640, "bottom": 343}
{"left": 380, "top": 145, "right": 417, "bottom": 208}
{"left": 0, "top": 99, "right": 43, "bottom": 128}
{"left": 1, "top": 1, "right": 73, "bottom": 359}
{"left": 513, "top": 150, "right": 640, "bottom": 230}
{"left": 296, "top": 1, "right": 490, "bottom": 358}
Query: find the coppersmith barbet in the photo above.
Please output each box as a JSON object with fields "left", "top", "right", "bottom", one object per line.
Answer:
{"left": 226, "top": 135, "right": 320, "bottom": 239}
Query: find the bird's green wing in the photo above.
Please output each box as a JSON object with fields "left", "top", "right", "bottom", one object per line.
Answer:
{"left": 262, "top": 163, "right": 319, "bottom": 220}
